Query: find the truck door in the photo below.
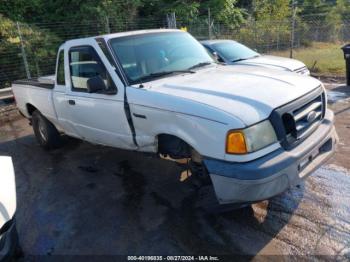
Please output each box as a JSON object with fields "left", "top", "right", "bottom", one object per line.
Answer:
{"left": 53, "top": 48, "right": 80, "bottom": 137}
{"left": 63, "top": 44, "right": 135, "bottom": 149}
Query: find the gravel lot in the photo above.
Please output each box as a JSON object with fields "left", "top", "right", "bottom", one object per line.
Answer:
{"left": 0, "top": 83, "right": 350, "bottom": 258}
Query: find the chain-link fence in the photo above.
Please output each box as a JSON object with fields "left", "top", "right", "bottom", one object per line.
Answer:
{"left": 0, "top": 14, "right": 349, "bottom": 89}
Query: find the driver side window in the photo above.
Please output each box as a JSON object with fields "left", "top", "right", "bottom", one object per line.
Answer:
{"left": 69, "top": 46, "right": 116, "bottom": 92}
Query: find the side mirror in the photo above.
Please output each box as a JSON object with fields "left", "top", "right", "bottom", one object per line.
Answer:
{"left": 87, "top": 76, "right": 106, "bottom": 93}
{"left": 213, "top": 52, "right": 224, "bottom": 63}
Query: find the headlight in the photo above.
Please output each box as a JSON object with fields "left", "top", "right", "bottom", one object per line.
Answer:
{"left": 226, "top": 120, "right": 277, "bottom": 154}
{"left": 301, "top": 68, "right": 310, "bottom": 75}
{"left": 295, "top": 67, "right": 310, "bottom": 75}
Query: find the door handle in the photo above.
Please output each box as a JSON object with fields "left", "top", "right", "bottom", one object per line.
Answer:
{"left": 68, "top": 99, "right": 75, "bottom": 105}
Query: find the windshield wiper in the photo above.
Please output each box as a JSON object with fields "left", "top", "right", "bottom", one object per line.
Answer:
{"left": 187, "top": 62, "right": 213, "bottom": 70}
{"left": 231, "top": 58, "right": 248, "bottom": 62}
{"left": 135, "top": 70, "right": 195, "bottom": 83}
{"left": 232, "top": 55, "right": 260, "bottom": 63}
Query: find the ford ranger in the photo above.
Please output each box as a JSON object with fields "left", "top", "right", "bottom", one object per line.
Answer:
{"left": 11, "top": 29, "right": 338, "bottom": 205}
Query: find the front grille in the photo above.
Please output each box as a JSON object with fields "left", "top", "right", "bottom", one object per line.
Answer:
{"left": 289, "top": 94, "right": 324, "bottom": 138}
{"left": 269, "top": 86, "right": 325, "bottom": 150}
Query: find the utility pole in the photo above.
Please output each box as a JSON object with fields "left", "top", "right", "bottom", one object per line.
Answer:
{"left": 290, "top": 0, "right": 297, "bottom": 58}
{"left": 16, "top": 22, "right": 31, "bottom": 79}
{"left": 208, "top": 8, "right": 212, "bottom": 39}
{"left": 172, "top": 12, "right": 177, "bottom": 29}
{"left": 105, "top": 15, "right": 111, "bottom": 34}
{"left": 166, "top": 14, "right": 171, "bottom": 28}
{"left": 166, "top": 12, "right": 177, "bottom": 29}
{"left": 252, "top": 0, "right": 258, "bottom": 50}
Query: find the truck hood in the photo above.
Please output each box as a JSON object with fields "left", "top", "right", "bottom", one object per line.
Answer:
{"left": 0, "top": 156, "right": 16, "bottom": 229}
{"left": 140, "top": 65, "right": 322, "bottom": 126}
{"left": 234, "top": 55, "right": 306, "bottom": 72}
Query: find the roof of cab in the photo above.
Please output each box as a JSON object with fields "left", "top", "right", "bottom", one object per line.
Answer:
{"left": 102, "top": 29, "right": 181, "bottom": 40}
{"left": 62, "top": 29, "right": 182, "bottom": 47}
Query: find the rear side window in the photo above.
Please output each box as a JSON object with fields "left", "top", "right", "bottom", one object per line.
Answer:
{"left": 56, "top": 50, "right": 65, "bottom": 85}
{"left": 69, "top": 46, "right": 116, "bottom": 92}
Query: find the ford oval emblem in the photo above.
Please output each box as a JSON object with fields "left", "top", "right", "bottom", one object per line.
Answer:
{"left": 306, "top": 111, "right": 317, "bottom": 123}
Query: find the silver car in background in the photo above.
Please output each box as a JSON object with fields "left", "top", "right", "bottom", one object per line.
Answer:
{"left": 201, "top": 39, "right": 310, "bottom": 75}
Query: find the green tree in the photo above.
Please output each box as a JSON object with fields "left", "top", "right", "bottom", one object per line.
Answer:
{"left": 139, "top": 0, "right": 200, "bottom": 23}
{"left": 202, "top": 0, "right": 245, "bottom": 28}
{"left": 299, "top": 0, "right": 332, "bottom": 17}
{"left": 325, "top": 0, "right": 350, "bottom": 41}
{"left": 246, "top": 0, "right": 291, "bottom": 51}
{"left": 252, "top": 0, "right": 290, "bottom": 21}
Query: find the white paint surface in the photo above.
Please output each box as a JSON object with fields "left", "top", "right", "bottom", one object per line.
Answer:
{"left": 0, "top": 156, "right": 16, "bottom": 228}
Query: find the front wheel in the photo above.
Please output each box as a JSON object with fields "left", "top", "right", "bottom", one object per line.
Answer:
{"left": 32, "top": 110, "right": 61, "bottom": 149}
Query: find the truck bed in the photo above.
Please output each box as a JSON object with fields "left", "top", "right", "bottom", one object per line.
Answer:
{"left": 11, "top": 77, "right": 57, "bottom": 122}
{"left": 13, "top": 78, "right": 54, "bottom": 89}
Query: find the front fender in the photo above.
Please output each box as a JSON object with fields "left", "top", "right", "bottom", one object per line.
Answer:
{"left": 130, "top": 104, "right": 244, "bottom": 160}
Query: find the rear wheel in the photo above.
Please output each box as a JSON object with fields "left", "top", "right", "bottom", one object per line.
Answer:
{"left": 32, "top": 110, "right": 61, "bottom": 149}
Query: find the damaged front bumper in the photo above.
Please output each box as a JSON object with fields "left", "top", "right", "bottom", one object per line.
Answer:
{"left": 204, "top": 110, "right": 338, "bottom": 205}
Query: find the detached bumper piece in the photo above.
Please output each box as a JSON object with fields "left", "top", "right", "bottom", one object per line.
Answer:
{"left": 0, "top": 217, "right": 18, "bottom": 261}
{"left": 204, "top": 110, "right": 338, "bottom": 204}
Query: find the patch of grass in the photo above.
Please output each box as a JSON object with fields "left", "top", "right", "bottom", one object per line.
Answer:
{"left": 268, "top": 42, "right": 345, "bottom": 76}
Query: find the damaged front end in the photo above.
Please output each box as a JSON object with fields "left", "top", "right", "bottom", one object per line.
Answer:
{"left": 204, "top": 110, "right": 337, "bottom": 205}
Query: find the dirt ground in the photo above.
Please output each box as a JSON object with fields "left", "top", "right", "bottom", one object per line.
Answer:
{"left": 0, "top": 83, "right": 350, "bottom": 258}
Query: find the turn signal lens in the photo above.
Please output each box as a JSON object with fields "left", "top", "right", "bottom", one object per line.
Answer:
{"left": 226, "top": 131, "right": 247, "bottom": 154}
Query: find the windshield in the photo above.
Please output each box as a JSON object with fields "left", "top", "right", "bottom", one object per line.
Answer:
{"left": 212, "top": 41, "right": 259, "bottom": 62}
{"left": 109, "top": 31, "right": 214, "bottom": 84}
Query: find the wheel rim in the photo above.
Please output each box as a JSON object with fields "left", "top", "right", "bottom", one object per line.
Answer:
{"left": 38, "top": 118, "right": 47, "bottom": 142}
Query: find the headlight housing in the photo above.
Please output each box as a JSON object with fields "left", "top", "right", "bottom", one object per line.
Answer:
{"left": 226, "top": 120, "right": 278, "bottom": 154}
{"left": 300, "top": 68, "right": 310, "bottom": 76}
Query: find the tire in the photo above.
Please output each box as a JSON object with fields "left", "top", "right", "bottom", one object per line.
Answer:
{"left": 189, "top": 160, "right": 212, "bottom": 186}
{"left": 32, "top": 110, "right": 61, "bottom": 149}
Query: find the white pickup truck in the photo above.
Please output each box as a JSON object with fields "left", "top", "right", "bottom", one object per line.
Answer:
{"left": 12, "top": 29, "right": 338, "bottom": 205}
